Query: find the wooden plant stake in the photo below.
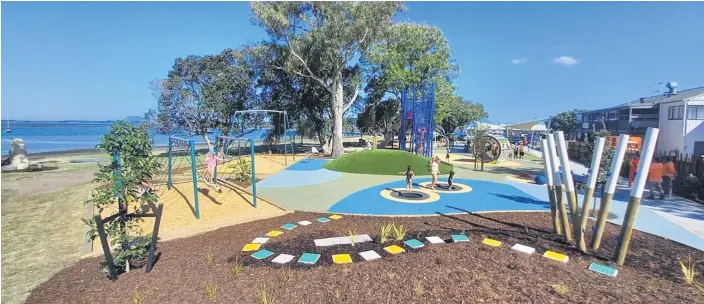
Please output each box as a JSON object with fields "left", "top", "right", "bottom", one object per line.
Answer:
{"left": 592, "top": 134, "right": 629, "bottom": 250}
{"left": 578, "top": 137, "right": 605, "bottom": 252}
{"left": 615, "top": 127, "right": 659, "bottom": 265}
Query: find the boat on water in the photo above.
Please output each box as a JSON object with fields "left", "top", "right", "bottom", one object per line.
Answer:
{"left": 4, "top": 118, "right": 11, "bottom": 133}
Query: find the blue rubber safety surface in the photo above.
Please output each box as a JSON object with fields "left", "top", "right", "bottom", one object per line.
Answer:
{"left": 507, "top": 179, "right": 704, "bottom": 252}
{"left": 257, "top": 159, "right": 342, "bottom": 188}
{"left": 286, "top": 159, "right": 328, "bottom": 171}
{"left": 327, "top": 178, "right": 550, "bottom": 215}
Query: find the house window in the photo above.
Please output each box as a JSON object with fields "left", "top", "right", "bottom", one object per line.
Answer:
{"left": 688, "top": 105, "right": 704, "bottom": 120}
{"left": 576, "top": 113, "right": 583, "bottom": 123}
{"left": 608, "top": 110, "right": 617, "bottom": 121}
{"left": 668, "top": 105, "right": 683, "bottom": 120}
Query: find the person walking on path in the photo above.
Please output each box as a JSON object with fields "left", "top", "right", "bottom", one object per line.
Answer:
{"left": 628, "top": 152, "right": 640, "bottom": 188}
{"left": 646, "top": 157, "right": 665, "bottom": 200}
{"left": 663, "top": 156, "right": 676, "bottom": 197}
{"left": 519, "top": 144, "right": 525, "bottom": 159}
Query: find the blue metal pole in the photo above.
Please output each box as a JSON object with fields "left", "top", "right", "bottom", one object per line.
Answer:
{"left": 283, "top": 112, "right": 288, "bottom": 166}
{"left": 189, "top": 140, "right": 200, "bottom": 219}
{"left": 167, "top": 137, "right": 173, "bottom": 190}
{"left": 250, "top": 139, "right": 257, "bottom": 208}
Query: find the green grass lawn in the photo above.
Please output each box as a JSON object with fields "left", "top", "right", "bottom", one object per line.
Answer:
{"left": 323, "top": 149, "right": 453, "bottom": 175}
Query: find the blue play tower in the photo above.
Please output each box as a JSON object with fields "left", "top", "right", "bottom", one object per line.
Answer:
{"left": 399, "top": 82, "right": 435, "bottom": 158}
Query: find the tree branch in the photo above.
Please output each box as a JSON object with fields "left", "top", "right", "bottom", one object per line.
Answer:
{"left": 286, "top": 40, "right": 331, "bottom": 92}
{"left": 343, "top": 82, "right": 362, "bottom": 113}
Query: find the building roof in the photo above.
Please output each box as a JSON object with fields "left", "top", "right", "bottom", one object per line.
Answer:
{"left": 580, "top": 86, "right": 704, "bottom": 113}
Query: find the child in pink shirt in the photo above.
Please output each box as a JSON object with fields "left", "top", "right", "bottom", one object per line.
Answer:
{"left": 206, "top": 149, "right": 219, "bottom": 183}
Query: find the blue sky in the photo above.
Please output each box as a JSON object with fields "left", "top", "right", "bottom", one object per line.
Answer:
{"left": 2, "top": 2, "right": 703, "bottom": 123}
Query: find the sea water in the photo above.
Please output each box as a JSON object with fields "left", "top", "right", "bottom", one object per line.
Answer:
{"left": 0, "top": 121, "right": 203, "bottom": 156}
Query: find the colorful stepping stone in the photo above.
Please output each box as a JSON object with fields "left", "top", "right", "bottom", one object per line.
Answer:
{"left": 425, "top": 236, "right": 445, "bottom": 244}
{"left": 511, "top": 244, "right": 535, "bottom": 254}
{"left": 251, "top": 249, "right": 274, "bottom": 260}
{"left": 281, "top": 223, "right": 297, "bottom": 230}
{"left": 298, "top": 220, "right": 312, "bottom": 226}
{"left": 384, "top": 245, "right": 405, "bottom": 254}
{"left": 298, "top": 253, "right": 321, "bottom": 265}
{"left": 241, "top": 243, "right": 261, "bottom": 252}
{"left": 314, "top": 235, "right": 373, "bottom": 247}
{"left": 332, "top": 254, "right": 353, "bottom": 264}
{"left": 404, "top": 239, "right": 425, "bottom": 249}
{"left": 266, "top": 230, "right": 283, "bottom": 237}
{"left": 589, "top": 263, "right": 618, "bottom": 277}
{"left": 482, "top": 238, "right": 502, "bottom": 247}
{"left": 451, "top": 234, "right": 469, "bottom": 242}
{"left": 316, "top": 217, "right": 330, "bottom": 223}
{"left": 252, "top": 237, "right": 269, "bottom": 244}
{"left": 543, "top": 250, "right": 569, "bottom": 263}
{"left": 329, "top": 214, "right": 343, "bottom": 220}
{"left": 272, "top": 254, "right": 295, "bottom": 264}
{"left": 359, "top": 250, "right": 382, "bottom": 261}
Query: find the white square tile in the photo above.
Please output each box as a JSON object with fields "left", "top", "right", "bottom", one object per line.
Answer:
{"left": 359, "top": 250, "right": 382, "bottom": 261}
{"left": 252, "top": 237, "right": 269, "bottom": 244}
{"left": 425, "top": 236, "right": 445, "bottom": 244}
{"left": 511, "top": 244, "right": 535, "bottom": 254}
{"left": 298, "top": 220, "right": 312, "bottom": 226}
{"left": 271, "top": 254, "right": 295, "bottom": 264}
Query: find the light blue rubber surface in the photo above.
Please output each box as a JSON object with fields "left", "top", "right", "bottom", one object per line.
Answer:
{"left": 328, "top": 178, "right": 550, "bottom": 215}
{"left": 507, "top": 179, "right": 704, "bottom": 252}
{"left": 257, "top": 159, "right": 342, "bottom": 188}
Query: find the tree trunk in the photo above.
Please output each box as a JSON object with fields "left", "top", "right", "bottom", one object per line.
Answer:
{"left": 203, "top": 134, "right": 213, "bottom": 152}
{"left": 330, "top": 76, "right": 345, "bottom": 158}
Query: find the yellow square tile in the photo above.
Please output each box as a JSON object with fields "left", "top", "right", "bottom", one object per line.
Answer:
{"left": 384, "top": 245, "right": 405, "bottom": 254}
{"left": 482, "top": 238, "right": 502, "bottom": 247}
{"left": 332, "top": 254, "right": 353, "bottom": 264}
{"left": 543, "top": 250, "right": 569, "bottom": 263}
{"left": 241, "top": 243, "right": 261, "bottom": 252}
{"left": 266, "top": 230, "right": 283, "bottom": 237}
{"left": 329, "top": 215, "right": 342, "bottom": 220}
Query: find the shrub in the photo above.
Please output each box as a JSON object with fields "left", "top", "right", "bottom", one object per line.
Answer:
{"left": 380, "top": 223, "right": 394, "bottom": 244}
{"left": 393, "top": 223, "right": 406, "bottom": 241}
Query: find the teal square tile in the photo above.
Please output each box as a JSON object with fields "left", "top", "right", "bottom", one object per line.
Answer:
{"left": 451, "top": 234, "right": 469, "bottom": 242}
{"left": 316, "top": 217, "right": 330, "bottom": 223}
{"left": 251, "top": 249, "right": 274, "bottom": 260}
{"left": 281, "top": 223, "right": 297, "bottom": 230}
{"left": 404, "top": 239, "right": 424, "bottom": 249}
{"left": 588, "top": 263, "right": 618, "bottom": 277}
{"left": 298, "top": 253, "right": 321, "bottom": 265}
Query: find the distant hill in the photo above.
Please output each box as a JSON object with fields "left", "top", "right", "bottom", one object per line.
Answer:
{"left": 122, "top": 116, "right": 144, "bottom": 123}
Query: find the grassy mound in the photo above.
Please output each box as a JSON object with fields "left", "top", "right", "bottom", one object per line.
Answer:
{"left": 323, "top": 149, "right": 453, "bottom": 175}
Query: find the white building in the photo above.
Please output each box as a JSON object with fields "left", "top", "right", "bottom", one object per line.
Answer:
{"left": 657, "top": 87, "right": 704, "bottom": 156}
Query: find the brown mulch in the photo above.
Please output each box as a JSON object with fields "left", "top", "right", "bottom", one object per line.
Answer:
{"left": 27, "top": 212, "right": 704, "bottom": 304}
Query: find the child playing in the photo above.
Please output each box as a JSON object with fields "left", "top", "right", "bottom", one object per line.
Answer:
{"left": 205, "top": 148, "right": 219, "bottom": 184}
{"left": 445, "top": 150, "right": 451, "bottom": 163}
{"left": 401, "top": 165, "right": 415, "bottom": 193}
{"left": 447, "top": 170, "right": 455, "bottom": 190}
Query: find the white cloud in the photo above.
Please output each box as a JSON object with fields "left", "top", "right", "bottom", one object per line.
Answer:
{"left": 552, "top": 56, "right": 578, "bottom": 66}
{"left": 511, "top": 58, "right": 528, "bottom": 64}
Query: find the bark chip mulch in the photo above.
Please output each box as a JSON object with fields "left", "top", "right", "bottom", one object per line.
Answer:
{"left": 27, "top": 211, "right": 704, "bottom": 303}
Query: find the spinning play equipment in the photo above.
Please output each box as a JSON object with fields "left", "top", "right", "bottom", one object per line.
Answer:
{"left": 472, "top": 134, "right": 511, "bottom": 164}
{"left": 399, "top": 83, "right": 435, "bottom": 158}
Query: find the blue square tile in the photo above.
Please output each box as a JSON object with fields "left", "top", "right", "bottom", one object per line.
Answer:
{"left": 281, "top": 223, "right": 297, "bottom": 230}
{"left": 316, "top": 217, "right": 330, "bottom": 223}
{"left": 451, "top": 234, "right": 469, "bottom": 242}
{"left": 404, "top": 239, "right": 424, "bottom": 249}
{"left": 251, "top": 249, "right": 274, "bottom": 260}
{"left": 588, "top": 263, "right": 618, "bottom": 277}
{"left": 298, "top": 253, "right": 321, "bottom": 265}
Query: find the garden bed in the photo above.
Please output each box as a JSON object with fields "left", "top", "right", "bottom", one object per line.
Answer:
{"left": 27, "top": 212, "right": 704, "bottom": 303}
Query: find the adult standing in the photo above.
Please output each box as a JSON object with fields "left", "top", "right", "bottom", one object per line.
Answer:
{"left": 646, "top": 157, "right": 665, "bottom": 200}
{"left": 663, "top": 156, "right": 676, "bottom": 197}
{"left": 628, "top": 152, "right": 640, "bottom": 188}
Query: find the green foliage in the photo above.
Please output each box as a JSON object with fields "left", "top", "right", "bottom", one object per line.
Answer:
{"left": 279, "top": 265, "right": 293, "bottom": 283}
{"left": 251, "top": 1, "right": 405, "bottom": 157}
{"left": 349, "top": 229, "right": 358, "bottom": 246}
{"left": 205, "top": 283, "right": 217, "bottom": 301}
{"left": 549, "top": 110, "right": 582, "bottom": 139}
{"left": 88, "top": 121, "right": 161, "bottom": 275}
{"left": 323, "top": 150, "right": 453, "bottom": 175}
{"left": 551, "top": 283, "right": 569, "bottom": 295}
{"left": 580, "top": 129, "right": 614, "bottom": 184}
{"left": 206, "top": 246, "right": 214, "bottom": 266}
{"left": 131, "top": 291, "right": 144, "bottom": 304}
{"left": 230, "top": 158, "right": 252, "bottom": 182}
{"left": 257, "top": 284, "right": 275, "bottom": 304}
{"left": 392, "top": 223, "right": 406, "bottom": 241}
{"left": 380, "top": 223, "right": 394, "bottom": 244}
{"left": 414, "top": 281, "right": 424, "bottom": 297}
{"left": 470, "top": 125, "right": 489, "bottom": 171}
{"left": 231, "top": 257, "right": 244, "bottom": 276}
{"left": 679, "top": 253, "right": 697, "bottom": 285}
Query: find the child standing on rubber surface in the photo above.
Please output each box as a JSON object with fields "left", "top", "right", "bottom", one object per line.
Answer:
{"left": 401, "top": 165, "right": 415, "bottom": 193}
